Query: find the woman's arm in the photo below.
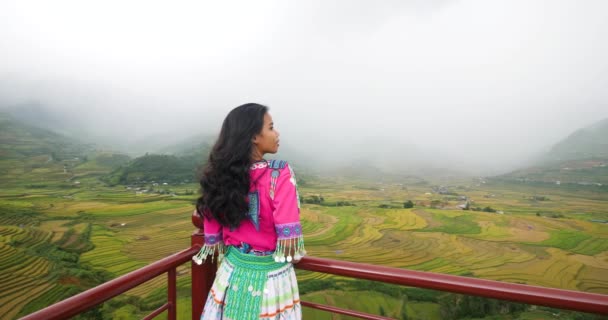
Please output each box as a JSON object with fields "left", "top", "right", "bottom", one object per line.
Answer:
{"left": 271, "top": 162, "right": 306, "bottom": 263}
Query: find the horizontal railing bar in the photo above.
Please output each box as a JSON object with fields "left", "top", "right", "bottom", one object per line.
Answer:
{"left": 20, "top": 246, "right": 201, "bottom": 320}
{"left": 295, "top": 256, "right": 608, "bottom": 315}
{"left": 301, "top": 300, "right": 395, "bottom": 320}
{"left": 142, "top": 303, "right": 169, "bottom": 320}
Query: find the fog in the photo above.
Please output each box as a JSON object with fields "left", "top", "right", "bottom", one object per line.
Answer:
{"left": 1, "top": 0, "right": 607, "bottom": 175}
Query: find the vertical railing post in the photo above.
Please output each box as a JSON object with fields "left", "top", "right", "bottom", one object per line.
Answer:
{"left": 191, "top": 210, "right": 217, "bottom": 320}
{"left": 168, "top": 268, "right": 177, "bottom": 320}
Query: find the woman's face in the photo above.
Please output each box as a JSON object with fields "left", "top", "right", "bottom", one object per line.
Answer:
{"left": 252, "top": 112, "right": 280, "bottom": 158}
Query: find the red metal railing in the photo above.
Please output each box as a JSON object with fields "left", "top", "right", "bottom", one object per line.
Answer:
{"left": 21, "top": 246, "right": 200, "bottom": 320}
{"left": 295, "top": 257, "right": 608, "bottom": 318}
{"left": 21, "top": 211, "right": 608, "bottom": 319}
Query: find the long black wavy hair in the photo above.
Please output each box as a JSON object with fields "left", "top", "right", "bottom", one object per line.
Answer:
{"left": 196, "top": 103, "right": 269, "bottom": 228}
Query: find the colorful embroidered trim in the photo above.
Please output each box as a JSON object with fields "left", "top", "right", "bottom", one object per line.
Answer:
{"left": 205, "top": 232, "right": 222, "bottom": 245}
{"left": 273, "top": 222, "right": 305, "bottom": 263}
{"left": 250, "top": 161, "right": 268, "bottom": 170}
{"left": 275, "top": 223, "right": 303, "bottom": 239}
{"left": 268, "top": 160, "right": 287, "bottom": 169}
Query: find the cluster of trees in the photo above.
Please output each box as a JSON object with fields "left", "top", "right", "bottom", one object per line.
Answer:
{"left": 301, "top": 195, "right": 324, "bottom": 204}
{"left": 102, "top": 154, "right": 201, "bottom": 186}
{"left": 536, "top": 212, "right": 565, "bottom": 218}
{"left": 532, "top": 195, "right": 550, "bottom": 201}
{"left": 378, "top": 200, "right": 415, "bottom": 209}
{"left": 463, "top": 205, "right": 497, "bottom": 213}
{"left": 439, "top": 292, "right": 604, "bottom": 319}
{"left": 333, "top": 201, "right": 356, "bottom": 206}
{"left": 438, "top": 293, "right": 527, "bottom": 319}
{"left": 300, "top": 195, "right": 355, "bottom": 206}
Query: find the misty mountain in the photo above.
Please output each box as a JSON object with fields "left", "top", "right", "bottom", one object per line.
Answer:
{"left": 3, "top": 102, "right": 214, "bottom": 156}
{"left": 155, "top": 133, "right": 214, "bottom": 158}
{"left": 3, "top": 102, "right": 132, "bottom": 153}
{"left": 0, "top": 111, "right": 92, "bottom": 160}
{"left": 0, "top": 105, "right": 503, "bottom": 181}
{"left": 4, "top": 103, "right": 608, "bottom": 184}
{"left": 3, "top": 102, "right": 80, "bottom": 137}
{"left": 100, "top": 134, "right": 214, "bottom": 185}
{"left": 495, "top": 118, "right": 608, "bottom": 184}
{"left": 543, "top": 118, "right": 608, "bottom": 162}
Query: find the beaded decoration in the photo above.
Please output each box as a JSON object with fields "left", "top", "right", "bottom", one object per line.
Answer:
{"left": 201, "top": 247, "right": 301, "bottom": 320}
{"left": 192, "top": 232, "right": 226, "bottom": 264}
{"left": 273, "top": 222, "right": 306, "bottom": 263}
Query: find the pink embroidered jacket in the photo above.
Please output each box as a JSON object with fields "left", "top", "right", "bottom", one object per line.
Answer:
{"left": 193, "top": 160, "right": 305, "bottom": 264}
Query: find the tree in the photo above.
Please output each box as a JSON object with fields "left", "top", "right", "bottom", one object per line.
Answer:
{"left": 403, "top": 200, "right": 414, "bottom": 208}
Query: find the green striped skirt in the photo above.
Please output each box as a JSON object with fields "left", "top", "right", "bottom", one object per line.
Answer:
{"left": 200, "top": 246, "right": 301, "bottom": 320}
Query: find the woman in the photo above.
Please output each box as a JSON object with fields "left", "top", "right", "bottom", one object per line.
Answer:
{"left": 193, "top": 103, "right": 305, "bottom": 320}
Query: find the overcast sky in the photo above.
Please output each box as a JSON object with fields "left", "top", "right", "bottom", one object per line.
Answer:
{"left": 1, "top": 0, "right": 607, "bottom": 174}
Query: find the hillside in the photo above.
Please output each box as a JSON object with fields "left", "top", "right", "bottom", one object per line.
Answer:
{"left": 101, "top": 153, "right": 205, "bottom": 185}
{"left": 495, "top": 118, "right": 608, "bottom": 185}
{"left": 545, "top": 118, "right": 608, "bottom": 161}
{"left": 0, "top": 112, "right": 91, "bottom": 160}
{"left": 0, "top": 112, "right": 133, "bottom": 187}
{"left": 100, "top": 132, "right": 212, "bottom": 186}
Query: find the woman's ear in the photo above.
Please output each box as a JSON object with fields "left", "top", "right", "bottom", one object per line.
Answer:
{"left": 252, "top": 134, "right": 259, "bottom": 144}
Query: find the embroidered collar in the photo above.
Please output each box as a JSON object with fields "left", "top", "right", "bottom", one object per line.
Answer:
{"left": 250, "top": 160, "right": 268, "bottom": 170}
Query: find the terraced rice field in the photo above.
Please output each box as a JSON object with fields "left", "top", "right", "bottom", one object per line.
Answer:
{"left": 0, "top": 225, "right": 55, "bottom": 319}
{"left": 298, "top": 204, "right": 608, "bottom": 294}
{"left": 1, "top": 175, "right": 607, "bottom": 319}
